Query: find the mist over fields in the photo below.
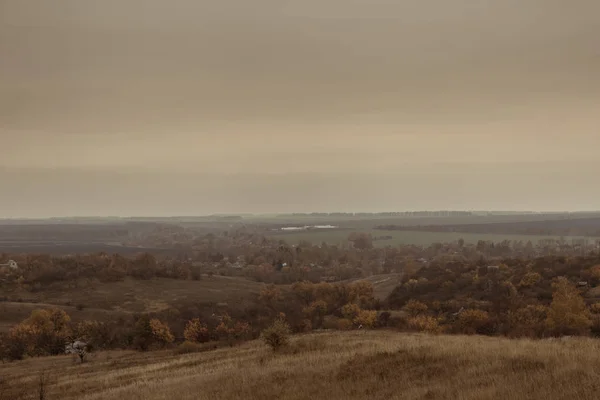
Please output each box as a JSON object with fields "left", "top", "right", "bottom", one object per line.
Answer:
{"left": 2, "top": 0, "right": 600, "bottom": 217}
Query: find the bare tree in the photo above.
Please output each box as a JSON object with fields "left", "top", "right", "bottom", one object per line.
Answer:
{"left": 65, "top": 340, "right": 88, "bottom": 363}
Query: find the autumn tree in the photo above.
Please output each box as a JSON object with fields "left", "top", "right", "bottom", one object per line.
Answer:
{"left": 8, "top": 309, "right": 72, "bottom": 357}
{"left": 354, "top": 310, "right": 377, "bottom": 328}
{"left": 348, "top": 232, "right": 373, "bottom": 250}
{"left": 303, "top": 300, "right": 328, "bottom": 329}
{"left": 519, "top": 272, "right": 542, "bottom": 288}
{"left": 259, "top": 284, "right": 283, "bottom": 311}
{"left": 403, "top": 300, "right": 428, "bottom": 317}
{"left": 454, "top": 309, "right": 491, "bottom": 335}
{"left": 214, "top": 314, "right": 251, "bottom": 344}
{"left": 133, "top": 315, "right": 173, "bottom": 351}
{"left": 508, "top": 305, "right": 548, "bottom": 338}
{"left": 149, "top": 319, "right": 174, "bottom": 346}
{"left": 545, "top": 277, "right": 592, "bottom": 336}
{"left": 183, "top": 318, "right": 210, "bottom": 343}
{"left": 341, "top": 303, "right": 361, "bottom": 321}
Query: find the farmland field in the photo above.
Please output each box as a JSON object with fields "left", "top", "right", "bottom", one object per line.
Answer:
{"left": 0, "top": 276, "right": 264, "bottom": 333}
{"left": 268, "top": 228, "right": 593, "bottom": 247}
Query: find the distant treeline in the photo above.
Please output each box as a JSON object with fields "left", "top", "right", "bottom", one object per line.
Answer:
{"left": 283, "top": 211, "right": 474, "bottom": 217}
{"left": 375, "top": 217, "right": 600, "bottom": 237}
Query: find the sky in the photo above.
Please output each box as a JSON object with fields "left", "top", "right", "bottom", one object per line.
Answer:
{"left": 1, "top": 0, "right": 599, "bottom": 216}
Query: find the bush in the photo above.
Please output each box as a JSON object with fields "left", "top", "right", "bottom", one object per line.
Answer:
{"left": 377, "top": 311, "right": 391, "bottom": 327}
{"left": 354, "top": 310, "right": 377, "bottom": 328}
{"left": 173, "top": 341, "right": 209, "bottom": 355}
{"left": 261, "top": 319, "right": 291, "bottom": 351}
{"left": 455, "top": 309, "right": 491, "bottom": 335}
{"left": 403, "top": 300, "right": 428, "bottom": 317}
{"left": 336, "top": 318, "right": 353, "bottom": 331}
{"left": 407, "top": 316, "right": 441, "bottom": 334}
{"left": 508, "top": 305, "right": 548, "bottom": 338}
{"left": 299, "top": 319, "right": 313, "bottom": 333}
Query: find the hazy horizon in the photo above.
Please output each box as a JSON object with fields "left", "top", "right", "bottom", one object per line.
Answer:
{"left": 2, "top": 1, "right": 599, "bottom": 217}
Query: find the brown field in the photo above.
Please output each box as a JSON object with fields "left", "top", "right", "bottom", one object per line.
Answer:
{"left": 343, "top": 273, "right": 403, "bottom": 301}
{"left": 3, "top": 330, "right": 600, "bottom": 400}
{"left": 0, "top": 276, "right": 264, "bottom": 332}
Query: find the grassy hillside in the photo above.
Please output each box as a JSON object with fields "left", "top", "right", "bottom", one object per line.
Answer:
{"left": 2, "top": 276, "right": 263, "bottom": 311}
{"left": 3, "top": 330, "right": 600, "bottom": 400}
{"left": 0, "top": 276, "right": 264, "bottom": 333}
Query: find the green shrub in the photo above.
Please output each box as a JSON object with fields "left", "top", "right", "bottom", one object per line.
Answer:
{"left": 261, "top": 319, "right": 291, "bottom": 351}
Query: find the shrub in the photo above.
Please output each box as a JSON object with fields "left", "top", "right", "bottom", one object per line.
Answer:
{"left": 261, "top": 319, "right": 291, "bottom": 351}
{"left": 354, "top": 310, "right": 377, "bottom": 328}
{"left": 407, "top": 316, "right": 441, "bottom": 334}
{"left": 336, "top": 318, "right": 353, "bottom": 331}
{"left": 455, "top": 309, "right": 491, "bottom": 335}
{"left": 377, "top": 311, "right": 391, "bottom": 327}
{"left": 508, "top": 305, "right": 548, "bottom": 338}
{"left": 403, "top": 300, "right": 428, "bottom": 317}
{"left": 299, "top": 319, "right": 313, "bottom": 332}
{"left": 173, "top": 341, "right": 208, "bottom": 355}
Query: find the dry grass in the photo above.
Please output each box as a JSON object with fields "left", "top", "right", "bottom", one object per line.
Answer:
{"left": 3, "top": 330, "right": 600, "bottom": 400}
{"left": 3, "top": 275, "right": 262, "bottom": 311}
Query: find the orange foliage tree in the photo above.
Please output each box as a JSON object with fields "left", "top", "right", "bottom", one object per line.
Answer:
{"left": 545, "top": 277, "right": 592, "bottom": 336}
{"left": 184, "top": 318, "right": 210, "bottom": 343}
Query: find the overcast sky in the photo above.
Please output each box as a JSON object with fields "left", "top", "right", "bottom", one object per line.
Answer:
{"left": 1, "top": 0, "right": 599, "bottom": 216}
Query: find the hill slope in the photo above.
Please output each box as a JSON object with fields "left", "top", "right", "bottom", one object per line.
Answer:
{"left": 2, "top": 331, "right": 600, "bottom": 400}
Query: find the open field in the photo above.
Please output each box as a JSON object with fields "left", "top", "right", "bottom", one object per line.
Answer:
{"left": 3, "top": 276, "right": 264, "bottom": 311}
{"left": 0, "top": 276, "right": 264, "bottom": 332}
{"left": 375, "top": 217, "right": 600, "bottom": 238}
{"left": 268, "top": 228, "right": 592, "bottom": 247}
{"left": 3, "top": 330, "right": 600, "bottom": 400}
{"left": 3, "top": 213, "right": 599, "bottom": 253}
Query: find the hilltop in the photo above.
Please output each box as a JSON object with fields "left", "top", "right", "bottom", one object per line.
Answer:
{"left": 2, "top": 330, "right": 600, "bottom": 400}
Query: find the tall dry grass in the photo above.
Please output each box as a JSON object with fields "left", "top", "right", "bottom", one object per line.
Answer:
{"left": 2, "top": 330, "right": 600, "bottom": 399}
